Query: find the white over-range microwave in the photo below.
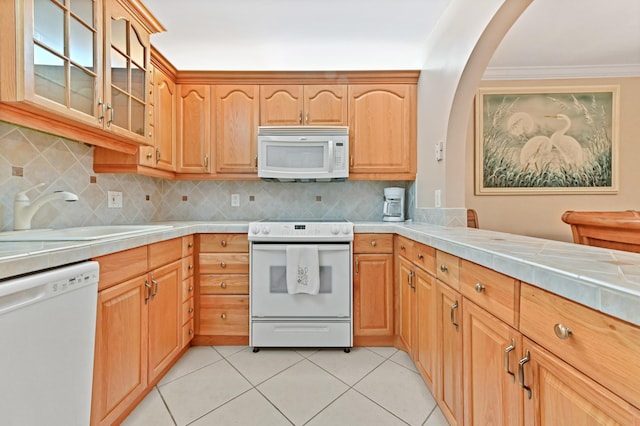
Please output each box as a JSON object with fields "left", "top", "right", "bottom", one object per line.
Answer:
{"left": 257, "top": 126, "right": 349, "bottom": 181}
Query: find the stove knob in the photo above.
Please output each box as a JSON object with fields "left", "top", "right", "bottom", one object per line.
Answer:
{"left": 342, "top": 225, "right": 351, "bottom": 234}
{"left": 250, "top": 224, "right": 261, "bottom": 234}
{"left": 262, "top": 225, "right": 271, "bottom": 235}
{"left": 331, "top": 225, "right": 340, "bottom": 235}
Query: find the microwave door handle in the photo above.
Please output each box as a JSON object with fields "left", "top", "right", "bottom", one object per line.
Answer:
{"left": 328, "top": 140, "right": 334, "bottom": 172}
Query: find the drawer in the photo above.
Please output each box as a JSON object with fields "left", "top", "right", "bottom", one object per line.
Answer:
{"left": 94, "top": 246, "right": 148, "bottom": 291}
{"left": 520, "top": 283, "right": 640, "bottom": 408}
{"left": 395, "top": 235, "right": 415, "bottom": 260}
{"left": 182, "top": 235, "right": 194, "bottom": 257}
{"left": 200, "top": 274, "right": 249, "bottom": 295}
{"left": 182, "top": 319, "right": 194, "bottom": 348}
{"left": 198, "top": 295, "right": 249, "bottom": 336}
{"left": 148, "top": 238, "right": 182, "bottom": 270}
{"left": 199, "top": 253, "right": 249, "bottom": 274}
{"left": 199, "top": 234, "right": 249, "bottom": 253}
{"left": 436, "top": 250, "right": 460, "bottom": 290}
{"left": 182, "top": 255, "right": 194, "bottom": 278}
{"left": 354, "top": 234, "right": 393, "bottom": 254}
{"left": 412, "top": 242, "right": 436, "bottom": 275}
{"left": 460, "top": 260, "right": 519, "bottom": 327}
{"left": 251, "top": 322, "right": 352, "bottom": 348}
{"left": 182, "top": 276, "right": 194, "bottom": 302}
{"left": 182, "top": 298, "right": 195, "bottom": 325}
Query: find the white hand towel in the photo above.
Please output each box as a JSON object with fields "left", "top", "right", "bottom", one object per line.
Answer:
{"left": 286, "top": 245, "right": 320, "bottom": 295}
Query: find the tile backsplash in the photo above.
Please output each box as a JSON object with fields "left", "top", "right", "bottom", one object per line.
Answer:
{"left": 0, "top": 122, "right": 407, "bottom": 231}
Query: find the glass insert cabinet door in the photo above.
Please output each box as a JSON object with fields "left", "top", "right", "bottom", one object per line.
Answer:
{"left": 105, "top": 0, "right": 149, "bottom": 138}
{"left": 32, "top": 0, "right": 100, "bottom": 120}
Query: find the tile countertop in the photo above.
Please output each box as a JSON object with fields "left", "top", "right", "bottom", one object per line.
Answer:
{"left": 1, "top": 220, "right": 639, "bottom": 327}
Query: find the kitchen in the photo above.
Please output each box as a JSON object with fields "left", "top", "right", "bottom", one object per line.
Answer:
{"left": 1, "top": 0, "right": 640, "bottom": 425}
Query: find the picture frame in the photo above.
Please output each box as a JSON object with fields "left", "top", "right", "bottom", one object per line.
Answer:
{"left": 475, "top": 85, "right": 619, "bottom": 195}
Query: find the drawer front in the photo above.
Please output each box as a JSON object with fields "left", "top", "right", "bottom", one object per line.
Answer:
{"left": 182, "top": 235, "right": 194, "bottom": 257}
{"left": 148, "top": 238, "right": 182, "bottom": 270}
{"left": 94, "top": 246, "right": 148, "bottom": 291}
{"left": 520, "top": 283, "right": 640, "bottom": 408}
{"left": 198, "top": 295, "right": 249, "bottom": 336}
{"left": 395, "top": 235, "right": 415, "bottom": 260}
{"left": 182, "top": 319, "right": 194, "bottom": 347}
{"left": 182, "top": 298, "right": 195, "bottom": 325}
{"left": 199, "top": 234, "right": 249, "bottom": 253}
{"left": 354, "top": 234, "right": 394, "bottom": 254}
{"left": 200, "top": 274, "right": 249, "bottom": 295}
{"left": 460, "top": 260, "right": 519, "bottom": 327}
{"left": 182, "top": 255, "right": 195, "bottom": 278}
{"left": 199, "top": 253, "right": 249, "bottom": 274}
{"left": 182, "top": 276, "right": 194, "bottom": 302}
{"left": 436, "top": 250, "right": 460, "bottom": 290}
{"left": 413, "top": 242, "right": 436, "bottom": 275}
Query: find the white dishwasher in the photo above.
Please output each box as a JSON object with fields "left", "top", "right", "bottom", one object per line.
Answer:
{"left": 0, "top": 261, "right": 99, "bottom": 426}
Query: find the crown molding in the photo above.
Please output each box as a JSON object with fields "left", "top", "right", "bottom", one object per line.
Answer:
{"left": 482, "top": 64, "right": 640, "bottom": 80}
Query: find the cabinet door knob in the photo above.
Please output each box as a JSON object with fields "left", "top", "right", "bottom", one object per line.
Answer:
{"left": 221, "top": 240, "right": 227, "bottom": 247}
{"left": 220, "top": 261, "right": 226, "bottom": 268}
{"left": 553, "top": 323, "right": 572, "bottom": 339}
{"left": 475, "top": 283, "right": 485, "bottom": 293}
{"left": 221, "top": 313, "right": 227, "bottom": 320}
{"left": 400, "top": 245, "right": 406, "bottom": 250}
{"left": 189, "top": 307, "right": 194, "bottom": 314}
{"left": 188, "top": 242, "right": 193, "bottom": 248}
{"left": 417, "top": 253, "right": 424, "bottom": 260}
{"left": 146, "top": 152, "right": 153, "bottom": 159}
{"left": 220, "top": 282, "right": 227, "bottom": 289}
{"left": 188, "top": 264, "right": 193, "bottom": 270}
{"left": 440, "top": 264, "right": 448, "bottom": 272}
{"left": 188, "top": 286, "right": 193, "bottom": 292}
{"left": 371, "top": 240, "right": 377, "bottom": 247}
{"left": 189, "top": 329, "right": 194, "bottom": 336}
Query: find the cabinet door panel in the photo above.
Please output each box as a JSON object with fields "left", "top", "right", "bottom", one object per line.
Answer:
{"left": 260, "top": 85, "right": 302, "bottom": 125}
{"left": 415, "top": 268, "right": 436, "bottom": 391}
{"left": 353, "top": 253, "right": 393, "bottom": 336}
{"left": 304, "top": 85, "right": 347, "bottom": 126}
{"left": 437, "top": 281, "right": 463, "bottom": 426}
{"left": 154, "top": 68, "right": 176, "bottom": 171}
{"left": 92, "top": 275, "right": 148, "bottom": 426}
{"left": 177, "top": 84, "right": 211, "bottom": 173}
{"left": 398, "top": 257, "right": 415, "bottom": 353}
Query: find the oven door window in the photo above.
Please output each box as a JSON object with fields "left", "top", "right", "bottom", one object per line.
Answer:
{"left": 251, "top": 243, "right": 350, "bottom": 318}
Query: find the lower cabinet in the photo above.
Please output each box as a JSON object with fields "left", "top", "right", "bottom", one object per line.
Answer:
{"left": 353, "top": 252, "right": 394, "bottom": 340}
{"left": 463, "top": 299, "right": 522, "bottom": 426}
{"left": 397, "top": 256, "right": 416, "bottom": 356}
{"left": 415, "top": 267, "right": 436, "bottom": 391}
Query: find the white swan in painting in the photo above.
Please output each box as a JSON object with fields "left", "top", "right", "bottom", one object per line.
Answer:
{"left": 546, "top": 114, "right": 584, "bottom": 167}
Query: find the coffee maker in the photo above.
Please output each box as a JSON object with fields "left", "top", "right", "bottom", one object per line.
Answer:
{"left": 383, "top": 187, "right": 405, "bottom": 222}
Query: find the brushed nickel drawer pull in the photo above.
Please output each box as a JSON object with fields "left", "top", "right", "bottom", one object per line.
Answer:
{"left": 355, "top": 257, "right": 359, "bottom": 275}
{"left": 221, "top": 313, "right": 227, "bottom": 320}
{"left": 518, "top": 350, "right": 532, "bottom": 399}
{"left": 188, "top": 307, "right": 194, "bottom": 314}
{"left": 475, "top": 283, "right": 486, "bottom": 293}
{"left": 144, "top": 280, "right": 152, "bottom": 304}
{"left": 220, "top": 261, "right": 227, "bottom": 268}
{"left": 220, "top": 282, "right": 227, "bottom": 289}
{"left": 418, "top": 253, "right": 424, "bottom": 260}
{"left": 371, "top": 240, "right": 377, "bottom": 247}
{"left": 440, "top": 264, "right": 448, "bottom": 272}
{"left": 188, "top": 286, "right": 193, "bottom": 292}
{"left": 188, "top": 264, "right": 193, "bottom": 270}
{"left": 400, "top": 244, "right": 406, "bottom": 250}
{"left": 553, "top": 323, "right": 572, "bottom": 339}
{"left": 188, "top": 242, "right": 193, "bottom": 248}
{"left": 221, "top": 240, "right": 227, "bottom": 247}
{"left": 504, "top": 339, "right": 516, "bottom": 382}
{"left": 189, "top": 329, "right": 194, "bottom": 336}
{"left": 146, "top": 152, "right": 153, "bottom": 159}
{"left": 151, "top": 277, "right": 159, "bottom": 298}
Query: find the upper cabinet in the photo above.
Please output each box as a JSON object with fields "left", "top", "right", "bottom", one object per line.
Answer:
{"left": 214, "top": 85, "right": 260, "bottom": 176}
{"left": 348, "top": 84, "right": 416, "bottom": 180}
{"left": 260, "top": 85, "right": 347, "bottom": 126}
{"left": 0, "top": 0, "right": 164, "bottom": 152}
{"left": 176, "top": 84, "right": 211, "bottom": 173}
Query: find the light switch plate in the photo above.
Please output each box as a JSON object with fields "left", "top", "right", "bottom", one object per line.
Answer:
{"left": 108, "top": 191, "right": 123, "bottom": 208}
{"left": 231, "top": 194, "right": 240, "bottom": 207}
{"left": 435, "top": 141, "right": 444, "bottom": 161}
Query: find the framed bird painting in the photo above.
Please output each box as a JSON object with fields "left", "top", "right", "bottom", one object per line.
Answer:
{"left": 475, "top": 85, "right": 619, "bottom": 195}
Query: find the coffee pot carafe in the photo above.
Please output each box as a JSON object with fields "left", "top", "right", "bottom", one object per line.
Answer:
{"left": 383, "top": 187, "right": 405, "bottom": 222}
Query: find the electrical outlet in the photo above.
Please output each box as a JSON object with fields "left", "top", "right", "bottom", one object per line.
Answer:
{"left": 231, "top": 194, "right": 240, "bottom": 207}
{"left": 108, "top": 191, "right": 123, "bottom": 209}
{"left": 435, "top": 189, "right": 441, "bottom": 208}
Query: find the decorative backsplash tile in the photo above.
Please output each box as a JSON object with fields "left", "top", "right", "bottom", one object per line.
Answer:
{"left": 0, "top": 121, "right": 410, "bottom": 231}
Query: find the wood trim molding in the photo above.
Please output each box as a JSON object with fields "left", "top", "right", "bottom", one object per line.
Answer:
{"left": 176, "top": 70, "right": 421, "bottom": 85}
{"left": 115, "top": 0, "right": 166, "bottom": 34}
{"left": 151, "top": 46, "right": 178, "bottom": 79}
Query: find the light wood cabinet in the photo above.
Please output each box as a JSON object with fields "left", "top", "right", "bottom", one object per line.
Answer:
{"left": 176, "top": 84, "right": 211, "bottom": 173}
{"left": 415, "top": 267, "right": 437, "bottom": 391}
{"left": 436, "top": 279, "right": 463, "bottom": 426}
{"left": 353, "top": 234, "right": 394, "bottom": 345}
{"left": 214, "top": 85, "right": 259, "bottom": 175}
{"left": 91, "top": 237, "right": 184, "bottom": 425}
{"left": 152, "top": 62, "right": 176, "bottom": 171}
{"left": 397, "top": 256, "right": 416, "bottom": 356}
{"left": 521, "top": 338, "right": 640, "bottom": 426}
{"left": 196, "top": 233, "right": 250, "bottom": 345}
{"left": 463, "top": 299, "right": 523, "bottom": 426}
{"left": 260, "top": 85, "right": 347, "bottom": 126}
{"left": 181, "top": 235, "right": 195, "bottom": 347}
{"left": 348, "top": 84, "right": 416, "bottom": 180}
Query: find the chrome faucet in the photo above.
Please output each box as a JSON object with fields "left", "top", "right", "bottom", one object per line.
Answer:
{"left": 14, "top": 183, "right": 79, "bottom": 230}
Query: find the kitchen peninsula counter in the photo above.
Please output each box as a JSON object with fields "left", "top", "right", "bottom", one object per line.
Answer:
{"left": 1, "top": 220, "right": 639, "bottom": 327}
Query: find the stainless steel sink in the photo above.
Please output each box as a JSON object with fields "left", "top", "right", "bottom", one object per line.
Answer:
{"left": 0, "top": 225, "right": 173, "bottom": 241}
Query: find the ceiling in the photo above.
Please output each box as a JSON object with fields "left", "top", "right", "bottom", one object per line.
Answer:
{"left": 144, "top": 0, "right": 640, "bottom": 77}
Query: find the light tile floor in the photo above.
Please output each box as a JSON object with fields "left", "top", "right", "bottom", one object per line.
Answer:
{"left": 123, "top": 346, "right": 448, "bottom": 426}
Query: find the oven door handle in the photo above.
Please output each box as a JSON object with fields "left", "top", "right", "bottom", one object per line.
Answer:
{"left": 252, "top": 245, "right": 350, "bottom": 252}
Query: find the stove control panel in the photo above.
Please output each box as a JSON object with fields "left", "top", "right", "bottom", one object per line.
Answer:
{"left": 248, "top": 221, "right": 353, "bottom": 242}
